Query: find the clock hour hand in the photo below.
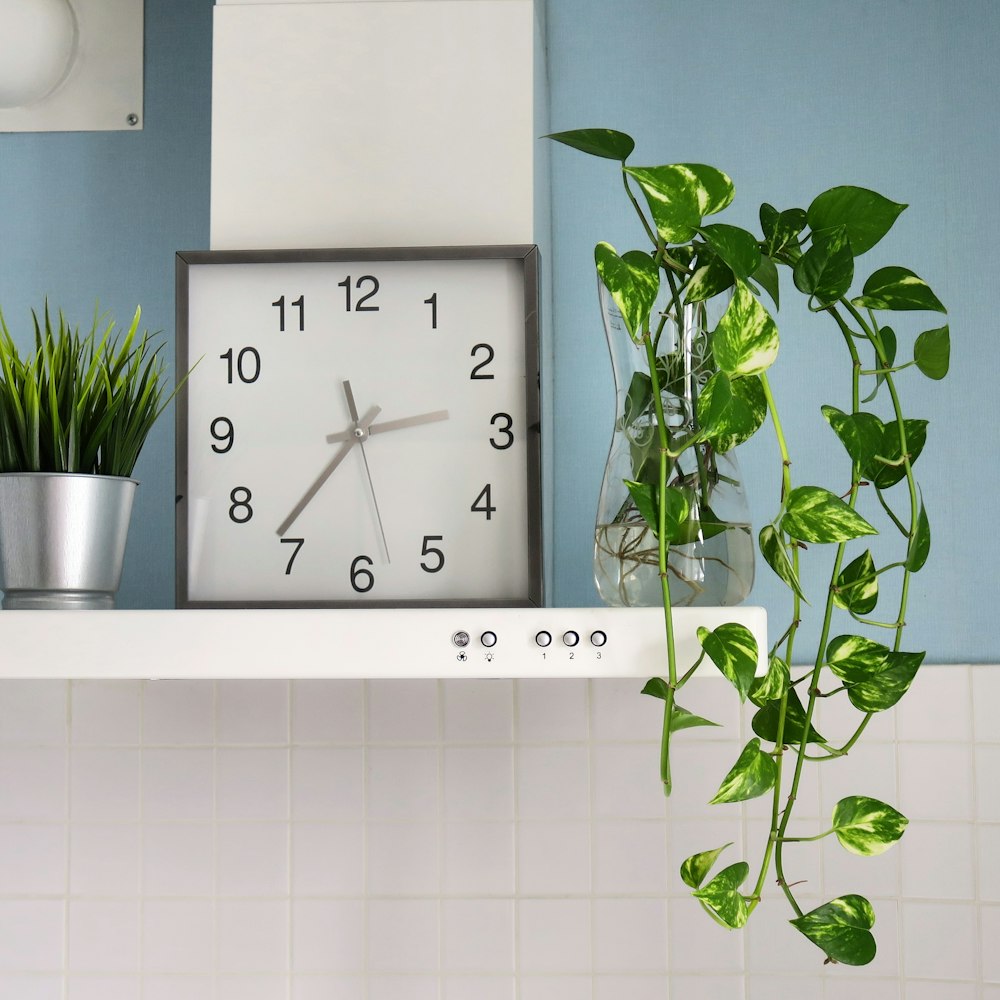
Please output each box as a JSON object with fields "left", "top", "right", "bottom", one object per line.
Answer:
{"left": 342, "top": 379, "right": 390, "bottom": 564}
{"left": 325, "top": 409, "right": 450, "bottom": 444}
{"left": 276, "top": 403, "right": 381, "bottom": 538}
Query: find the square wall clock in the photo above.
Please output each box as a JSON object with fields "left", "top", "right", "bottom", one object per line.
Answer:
{"left": 175, "top": 245, "right": 542, "bottom": 608}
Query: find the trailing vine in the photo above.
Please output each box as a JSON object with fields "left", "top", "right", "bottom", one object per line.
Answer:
{"left": 548, "top": 127, "right": 949, "bottom": 964}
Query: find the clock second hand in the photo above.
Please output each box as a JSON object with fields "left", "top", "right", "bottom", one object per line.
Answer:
{"left": 276, "top": 403, "right": 381, "bottom": 538}
{"left": 342, "top": 379, "right": 391, "bottom": 564}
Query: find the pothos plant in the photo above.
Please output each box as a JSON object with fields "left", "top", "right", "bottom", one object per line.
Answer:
{"left": 548, "top": 127, "right": 949, "bottom": 966}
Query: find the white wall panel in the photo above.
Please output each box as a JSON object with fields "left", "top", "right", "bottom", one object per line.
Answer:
{"left": 210, "top": 0, "right": 535, "bottom": 248}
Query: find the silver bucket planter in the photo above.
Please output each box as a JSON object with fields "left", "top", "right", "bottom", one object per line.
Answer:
{"left": 0, "top": 473, "right": 138, "bottom": 610}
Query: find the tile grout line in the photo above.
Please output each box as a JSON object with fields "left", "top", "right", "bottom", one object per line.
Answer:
{"left": 512, "top": 679, "right": 522, "bottom": 1000}
{"left": 62, "top": 680, "right": 71, "bottom": 1000}
{"left": 362, "top": 679, "right": 370, "bottom": 1000}
{"left": 437, "top": 678, "right": 445, "bottom": 999}
{"left": 967, "top": 666, "right": 984, "bottom": 1000}
{"left": 285, "top": 680, "right": 293, "bottom": 1000}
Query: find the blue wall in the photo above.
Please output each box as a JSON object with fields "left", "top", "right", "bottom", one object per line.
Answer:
{"left": 0, "top": 0, "right": 993, "bottom": 663}
{"left": 0, "top": 0, "right": 213, "bottom": 609}
{"left": 546, "top": 0, "right": 995, "bottom": 662}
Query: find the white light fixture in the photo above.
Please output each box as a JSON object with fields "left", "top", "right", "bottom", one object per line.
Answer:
{"left": 0, "top": 0, "right": 78, "bottom": 109}
{"left": 0, "top": 0, "right": 143, "bottom": 132}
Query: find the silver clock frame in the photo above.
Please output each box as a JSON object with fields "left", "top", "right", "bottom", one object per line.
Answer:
{"left": 174, "top": 244, "right": 543, "bottom": 609}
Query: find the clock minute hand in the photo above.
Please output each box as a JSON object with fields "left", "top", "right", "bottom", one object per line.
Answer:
{"left": 276, "top": 403, "right": 381, "bottom": 538}
{"left": 342, "top": 380, "right": 391, "bottom": 564}
{"left": 325, "top": 409, "right": 450, "bottom": 444}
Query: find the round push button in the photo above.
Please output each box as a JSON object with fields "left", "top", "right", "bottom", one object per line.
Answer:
{"left": 481, "top": 631, "right": 497, "bottom": 648}
{"left": 535, "top": 630, "right": 552, "bottom": 647}
{"left": 590, "top": 630, "right": 607, "bottom": 647}
{"left": 562, "top": 630, "right": 580, "bottom": 647}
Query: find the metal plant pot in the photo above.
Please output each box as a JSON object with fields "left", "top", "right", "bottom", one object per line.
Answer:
{"left": 0, "top": 473, "right": 138, "bottom": 610}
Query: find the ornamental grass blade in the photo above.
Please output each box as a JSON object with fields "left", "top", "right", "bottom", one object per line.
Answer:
{"left": 711, "top": 281, "right": 779, "bottom": 377}
{"left": 545, "top": 128, "right": 635, "bottom": 161}
{"left": 789, "top": 895, "right": 877, "bottom": 966}
{"left": 781, "top": 486, "right": 877, "bottom": 544}
{"left": 758, "top": 524, "right": 806, "bottom": 601}
{"left": 853, "top": 266, "right": 947, "bottom": 313}
{"left": 698, "top": 623, "right": 758, "bottom": 702}
{"left": 680, "top": 843, "right": 733, "bottom": 889}
{"left": 709, "top": 738, "right": 777, "bottom": 804}
{"left": 833, "top": 550, "right": 879, "bottom": 615}
{"left": 832, "top": 796, "right": 908, "bottom": 856}
{"left": 825, "top": 634, "right": 891, "bottom": 684}
{"left": 914, "top": 325, "right": 950, "bottom": 380}
{"left": 595, "top": 244, "right": 660, "bottom": 342}
{"left": 806, "top": 186, "right": 907, "bottom": 256}
{"left": 691, "top": 862, "right": 750, "bottom": 929}
{"left": 847, "top": 650, "right": 924, "bottom": 713}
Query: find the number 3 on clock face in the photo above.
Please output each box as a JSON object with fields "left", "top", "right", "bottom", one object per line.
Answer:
{"left": 175, "top": 245, "right": 542, "bottom": 608}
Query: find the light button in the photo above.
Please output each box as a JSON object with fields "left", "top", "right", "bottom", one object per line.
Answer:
{"left": 590, "top": 630, "right": 607, "bottom": 647}
{"left": 481, "top": 631, "right": 497, "bottom": 648}
{"left": 535, "top": 631, "right": 552, "bottom": 647}
{"left": 562, "top": 630, "right": 580, "bottom": 647}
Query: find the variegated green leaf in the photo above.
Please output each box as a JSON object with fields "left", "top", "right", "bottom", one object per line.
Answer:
{"left": 545, "top": 128, "right": 635, "bottom": 161}
{"left": 752, "top": 686, "right": 826, "bottom": 745}
{"left": 861, "top": 325, "right": 897, "bottom": 403}
{"left": 684, "top": 254, "right": 735, "bottom": 303}
{"left": 847, "top": 650, "right": 924, "bottom": 712}
{"left": 698, "top": 224, "right": 761, "bottom": 281}
{"left": 807, "top": 186, "right": 907, "bottom": 256}
{"left": 906, "top": 495, "right": 930, "bottom": 573}
{"left": 793, "top": 225, "right": 854, "bottom": 304}
{"left": 826, "top": 634, "right": 891, "bottom": 684}
{"left": 696, "top": 372, "right": 766, "bottom": 452}
{"left": 781, "top": 486, "right": 877, "bottom": 544}
{"left": 621, "top": 372, "right": 653, "bottom": 428}
{"left": 692, "top": 861, "right": 750, "bottom": 929}
{"left": 680, "top": 843, "right": 732, "bottom": 889}
{"left": 761, "top": 205, "right": 807, "bottom": 257}
{"left": 832, "top": 796, "right": 908, "bottom": 856}
{"left": 625, "top": 479, "right": 658, "bottom": 534}
{"left": 862, "top": 419, "right": 928, "bottom": 489}
{"left": 758, "top": 524, "right": 806, "bottom": 601}
{"left": 790, "top": 895, "right": 876, "bottom": 966}
{"left": 639, "top": 682, "right": 721, "bottom": 733}
{"left": 749, "top": 655, "right": 790, "bottom": 708}
{"left": 853, "top": 266, "right": 947, "bottom": 313}
{"left": 821, "top": 406, "right": 884, "bottom": 467}
{"left": 914, "top": 325, "right": 950, "bottom": 380}
{"left": 712, "top": 281, "right": 779, "bottom": 377}
{"left": 624, "top": 165, "right": 706, "bottom": 243}
{"left": 751, "top": 252, "right": 780, "bottom": 309}
{"left": 834, "top": 550, "right": 879, "bottom": 615}
{"left": 698, "top": 623, "right": 758, "bottom": 703}
{"left": 709, "top": 738, "right": 777, "bottom": 804}
{"left": 669, "top": 703, "right": 722, "bottom": 733}
{"left": 595, "top": 243, "right": 660, "bottom": 341}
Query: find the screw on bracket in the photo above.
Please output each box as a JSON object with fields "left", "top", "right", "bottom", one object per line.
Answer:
{"left": 126, "top": 113, "right": 139, "bottom": 127}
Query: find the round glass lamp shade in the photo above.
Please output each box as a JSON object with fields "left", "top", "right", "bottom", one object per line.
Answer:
{"left": 0, "top": 0, "right": 78, "bottom": 109}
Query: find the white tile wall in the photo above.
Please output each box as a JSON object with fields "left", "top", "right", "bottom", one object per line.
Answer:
{"left": 0, "top": 666, "right": 994, "bottom": 996}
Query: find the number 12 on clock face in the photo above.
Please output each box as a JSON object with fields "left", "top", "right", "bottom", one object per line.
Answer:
{"left": 175, "top": 245, "right": 542, "bottom": 608}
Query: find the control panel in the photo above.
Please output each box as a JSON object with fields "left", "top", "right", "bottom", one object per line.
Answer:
{"left": 1, "top": 606, "right": 767, "bottom": 679}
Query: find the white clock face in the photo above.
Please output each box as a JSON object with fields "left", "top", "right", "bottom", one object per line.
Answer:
{"left": 177, "top": 248, "right": 541, "bottom": 607}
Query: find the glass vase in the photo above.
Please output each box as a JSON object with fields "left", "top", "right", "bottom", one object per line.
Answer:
{"left": 593, "top": 280, "right": 754, "bottom": 608}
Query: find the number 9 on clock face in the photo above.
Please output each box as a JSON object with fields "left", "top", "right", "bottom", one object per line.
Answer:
{"left": 175, "top": 245, "right": 542, "bottom": 607}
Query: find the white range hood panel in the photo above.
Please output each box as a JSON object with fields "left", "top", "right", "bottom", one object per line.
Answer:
{"left": 0, "top": 607, "right": 766, "bottom": 679}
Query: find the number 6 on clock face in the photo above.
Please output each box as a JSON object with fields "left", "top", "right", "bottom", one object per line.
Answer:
{"left": 175, "top": 245, "right": 542, "bottom": 608}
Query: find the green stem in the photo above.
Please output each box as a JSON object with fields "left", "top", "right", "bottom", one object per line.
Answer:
{"left": 645, "top": 331, "right": 678, "bottom": 796}
{"left": 780, "top": 828, "right": 836, "bottom": 844}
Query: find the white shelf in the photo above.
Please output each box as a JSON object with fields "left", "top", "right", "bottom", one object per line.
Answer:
{"left": 0, "top": 606, "right": 767, "bottom": 679}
